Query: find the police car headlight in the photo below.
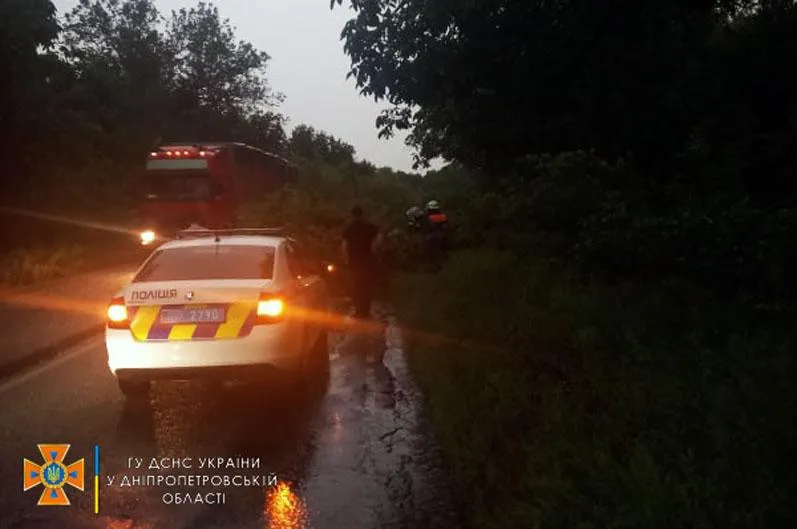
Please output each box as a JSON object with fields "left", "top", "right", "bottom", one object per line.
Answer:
{"left": 140, "top": 230, "right": 156, "bottom": 245}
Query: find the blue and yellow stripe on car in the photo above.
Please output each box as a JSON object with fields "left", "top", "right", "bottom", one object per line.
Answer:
{"left": 127, "top": 303, "right": 256, "bottom": 341}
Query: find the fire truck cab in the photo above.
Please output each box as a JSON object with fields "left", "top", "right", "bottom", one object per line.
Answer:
{"left": 137, "top": 142, "right": 297, "bottom": 246}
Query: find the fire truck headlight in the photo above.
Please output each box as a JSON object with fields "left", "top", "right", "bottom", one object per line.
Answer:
{"left": 140, "top": 230, "right": 156, "bottom": 245}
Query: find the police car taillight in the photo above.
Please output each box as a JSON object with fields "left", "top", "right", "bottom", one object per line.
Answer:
{"left": 256, "top": 294, "right": 285, "bottom": 323}
{"left": 107, "top": 296, "right": 129, "bottom": 329}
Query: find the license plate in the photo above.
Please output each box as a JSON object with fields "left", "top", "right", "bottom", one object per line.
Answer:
{"left": 159, "top": 306, "right": 226, "bottom": 324}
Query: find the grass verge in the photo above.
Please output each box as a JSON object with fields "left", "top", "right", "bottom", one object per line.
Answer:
{"left": 0, "top": 244, "right": 86, "bottom": 286}
{"left": 0, "top": 207, "right": 146, "bottom": 287}
{"left": 0, "top": 238, "right": 147, "bottom": 288}
{"left": 394, "top": 249, "right": 796, "bottom": 529}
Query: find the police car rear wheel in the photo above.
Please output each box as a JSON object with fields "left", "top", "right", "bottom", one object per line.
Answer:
{"left": 118, "top": 379, "right": 151, "bottom": 398}
{"left": 308, "top": 331, "right": 329, "bottom": 376}
{"left": 286, "top": 332, "right": 327, "bottom": 391}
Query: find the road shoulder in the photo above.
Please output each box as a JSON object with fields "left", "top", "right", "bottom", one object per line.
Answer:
{"left": 0, "top": 265, "right": 136, "bottom": 379}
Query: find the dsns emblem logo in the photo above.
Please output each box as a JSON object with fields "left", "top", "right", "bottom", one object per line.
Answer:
{"left": 23, "top": 444, "right": 84, "bottom": 506}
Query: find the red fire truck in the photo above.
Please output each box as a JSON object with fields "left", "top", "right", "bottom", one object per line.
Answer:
{"left": 137, "top": 142, "right": 297, "bottom": 245}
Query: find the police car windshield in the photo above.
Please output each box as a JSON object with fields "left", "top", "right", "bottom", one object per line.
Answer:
{"left": 133, "top": 245, "right": 275, "bottom": 282}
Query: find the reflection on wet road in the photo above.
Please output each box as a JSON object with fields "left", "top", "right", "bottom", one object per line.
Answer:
{"left": 0, "top": 305, "right": 461, "bottom": 529}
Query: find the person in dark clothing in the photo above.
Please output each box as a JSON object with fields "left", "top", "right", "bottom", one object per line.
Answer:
{"left": 421, "top": 200, "right": 448, "bottom": 268}
{"left": 341, "top": 206, "right": 382, "bottom": 318}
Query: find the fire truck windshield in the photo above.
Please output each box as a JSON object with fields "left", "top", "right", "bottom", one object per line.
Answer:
{"left": 142, "top": 169, "right": 213, "bottom": 201}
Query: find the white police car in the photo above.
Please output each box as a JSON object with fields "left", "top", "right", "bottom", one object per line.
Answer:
{"left": 105, "top": 227, "right": 331, "bottom": 397}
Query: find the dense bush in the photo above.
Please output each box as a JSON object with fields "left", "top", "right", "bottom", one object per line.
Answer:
{"left": 393, "top": 148, "right": 797, "bottom": 527}
{"left": 395, "top": 249, "right": 797, "bottom": 528}
{"left": 426, "top": 150, "right": 797, "bottom": 311}
{"left": 239, "top": 156, "right": 420, "bottom": 264}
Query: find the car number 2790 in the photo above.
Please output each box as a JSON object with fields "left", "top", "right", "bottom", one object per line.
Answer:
{"left": 159, "top": 307, "right": 226, "bottom": 324}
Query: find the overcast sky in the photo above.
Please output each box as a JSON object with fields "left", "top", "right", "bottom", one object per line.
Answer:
{"left": 52, "top": 0, "right": 438, "bottom": 173}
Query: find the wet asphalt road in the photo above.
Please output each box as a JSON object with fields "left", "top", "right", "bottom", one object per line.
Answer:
{"left": 0, "top": 307, "right": 461, "bottom": 529}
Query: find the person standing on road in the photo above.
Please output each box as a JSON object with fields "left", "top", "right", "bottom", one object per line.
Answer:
{"left": 341, "top": 206, "right": 382, "bottom": 318}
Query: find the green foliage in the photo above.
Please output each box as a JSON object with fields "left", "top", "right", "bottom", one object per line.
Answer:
{"left": 333, "top": 0, "right": 797, "bottom": 204}
{"left": 168, "top": 2, "right": 280, "bottom": 114}
{"left": 332, "top": 1, "right": 716, "bottom": 172}
{"left": 289, "top": 125, "right": 356, "bottom": 167}
{"left": 239, "top": 155, "right": 420, "bottom": 261}
{"left": 396, "top": 249, "right": 797, "bottom": 528}
{"left": 396, "top": 149, "right": 797, "bottom": 526}
{"left": 0, "top": 0, "right": 60, "bottom": 191}
{"left": 422, "top": 150, "right": 797, "bottom": 310}
{"left": 1, "top": 0, "right": 288, "bottom": 205}
{"left": 57, "top": 0, "right": 286, "bottom": 151}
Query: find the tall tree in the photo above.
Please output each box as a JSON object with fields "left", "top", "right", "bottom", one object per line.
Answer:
{"left": 166, "top": 1, "right": 283, "bottom": 141}
{"left": 60, "top": 0, "right": 172, "bottom": 155}
{"left": 330, "top": 0, "right": 722, "bottom": 175}
{"left": 0, "top": 0, "right": 60, "bottom": 193}
{"left": 58, "top": 0, "right": 285, "bottom": 153}
{"left": 289, "top": 124, "right": 356, "bottom": 166}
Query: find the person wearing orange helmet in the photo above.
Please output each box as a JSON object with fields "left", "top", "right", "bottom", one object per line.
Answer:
{"left": 421, "top": 200, "right": 448, "bottom": 269}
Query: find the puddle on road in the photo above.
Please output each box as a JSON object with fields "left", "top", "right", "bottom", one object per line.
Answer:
{"left": 294, "top": 305, "right": 463, "bottom": 529}
{"left": 169, "top": 304, "right": 462, "bottom": 529}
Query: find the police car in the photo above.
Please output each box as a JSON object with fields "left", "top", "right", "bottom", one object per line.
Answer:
{"left": 105, "top": 227, "right": 331, "bottom": 397}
